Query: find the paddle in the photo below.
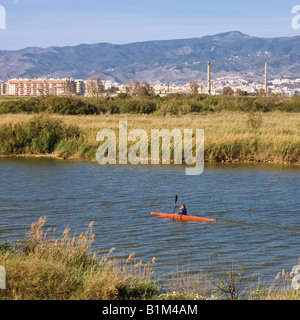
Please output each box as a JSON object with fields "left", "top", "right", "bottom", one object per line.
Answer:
{"left": 173, "top": 195, "right": 178, "bottom": 214}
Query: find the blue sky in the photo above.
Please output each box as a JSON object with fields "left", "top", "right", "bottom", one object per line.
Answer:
{"left": 0, "top": 0, "right": 299, "bottom": 50}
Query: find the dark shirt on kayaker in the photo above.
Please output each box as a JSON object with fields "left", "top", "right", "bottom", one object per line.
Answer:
{"left": 180, "top": 208, "right": 187, "bottom": 215}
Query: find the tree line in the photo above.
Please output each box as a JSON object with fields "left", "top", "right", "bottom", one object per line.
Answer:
{"left": 0, "top": 88, "right": 299, "bottom": 115}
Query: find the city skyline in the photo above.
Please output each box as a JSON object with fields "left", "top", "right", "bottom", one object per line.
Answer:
{"left": 1, "top": 73, "right": 300, "bottom": 97}
{"left": 0, "top": 0, "right": 299, "bottom": 50}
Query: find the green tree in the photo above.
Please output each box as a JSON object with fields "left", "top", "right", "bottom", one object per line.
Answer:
{"left": 85, "top": 77, "right": 104, "bottom": 98}
{"left": 189, "top": 81, "right": 199, "bottom": 94}
{"left": 133, "top": 81, "right": 153, "bottom": 97}
{"left": 235, "top": 88, "right": 248, "bottom": 96}
{"left": 223, "top": 86, "right": 234, "bottom": 96}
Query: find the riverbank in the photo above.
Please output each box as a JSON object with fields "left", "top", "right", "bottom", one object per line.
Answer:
{"left": 0, "top": 217, "right": 299, "bottom": 300}
{"left": 0, "top": 112, "right": 299, "bottom": 165}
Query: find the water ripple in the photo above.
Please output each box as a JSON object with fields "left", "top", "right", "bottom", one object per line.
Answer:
{"left": 0, "top": 158, "right": 299, "bottom": 284}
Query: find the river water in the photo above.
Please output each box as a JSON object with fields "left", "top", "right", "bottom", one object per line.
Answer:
{"left": 0, "top": 157, "right": 299, "bottom": 285}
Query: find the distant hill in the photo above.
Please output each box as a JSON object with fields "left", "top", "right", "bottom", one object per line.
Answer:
{"left": 0, "top": 31, "right": 299, "bottom": 84}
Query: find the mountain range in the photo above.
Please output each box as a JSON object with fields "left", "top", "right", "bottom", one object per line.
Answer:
{"left": 0, "top": 31, "right": 299, "bottom": 84}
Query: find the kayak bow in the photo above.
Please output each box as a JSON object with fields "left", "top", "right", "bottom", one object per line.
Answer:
{"left": 151, "top": 212, "right": 216, "bottom": 222}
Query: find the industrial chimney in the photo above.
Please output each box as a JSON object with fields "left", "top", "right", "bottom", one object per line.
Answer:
{"left": 207, "top": 61, "right": 211, "bottom": 95}
{"left": 265, "top": 62, "right": 268, "bottom": 95}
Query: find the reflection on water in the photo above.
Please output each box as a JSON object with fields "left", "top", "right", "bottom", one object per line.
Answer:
{"left": 0, "top": 157, "right": 299, "bottom": 283}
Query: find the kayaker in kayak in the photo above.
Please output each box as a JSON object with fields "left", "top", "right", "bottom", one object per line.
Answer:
{"left": 174, "top": 204, "right": 187, "bottom": 215}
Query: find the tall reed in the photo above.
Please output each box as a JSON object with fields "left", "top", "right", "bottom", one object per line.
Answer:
{"left": 0, "top": 216, "right": 158, "bottom": 300}
{"left": 0, "top": 112, "right": 299, "bottom": 164}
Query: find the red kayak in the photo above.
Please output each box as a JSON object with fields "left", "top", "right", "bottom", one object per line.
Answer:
{"left": 151, "top": 212, "right": 216, "bottom": 222}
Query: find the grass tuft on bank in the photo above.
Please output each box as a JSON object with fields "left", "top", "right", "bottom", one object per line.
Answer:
{"left": 0, "top": 217, "right": 159, "bottom": 300}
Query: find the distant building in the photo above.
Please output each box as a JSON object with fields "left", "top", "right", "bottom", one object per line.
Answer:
{"left": 102, "top": 80, "right": 112, "bottom": 91}
{"left": 0, "top": 81, "right": 5, "bottom": 95}
{"left": 6, "top": 78, "right": 77, "bottom": 96}
{"left": 153, "top": 83, "right": 167, "bottom": 95}
{"left": 75, "top": 79, "right": 85, "bottom": 96}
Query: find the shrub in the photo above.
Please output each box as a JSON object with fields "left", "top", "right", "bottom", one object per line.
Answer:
{"left": 41, "top": 97, "right": 99, "bottom": 115}
{"left": 0, "top": 115, "right": 81, "bottom": 155}
{"left": 0, "top": 94, "right": 300, "bottom": 115}
{"left": 0, "top": 99, "right": 39, "bottom": 114}
{"left": 120, "top": 100, "right": 140, "bottom": 113}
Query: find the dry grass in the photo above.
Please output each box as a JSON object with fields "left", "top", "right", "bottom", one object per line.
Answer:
{"left": 168, "top": 270, "right": 213, "bottom": 298}
{"left": 56, "top": 112, "right": 300, "bottom": 164}
{"left": 259, "top": 265, "right": 300, "bottom": 300}
{"left": 0, "top": 216, "right": 158, "bottom": 300}
{"left": 0, "top": 112, "right": 299, "bottom": 163}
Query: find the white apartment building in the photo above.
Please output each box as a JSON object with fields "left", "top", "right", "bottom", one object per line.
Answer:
{"left": 75, "top": 79, "right": 85, "bottom": 96}
{"left": 6, "top": 78, "right": 76, "bottom": 96}
{"left": 0, "top": 81, "right": 5, "bottom": 95}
